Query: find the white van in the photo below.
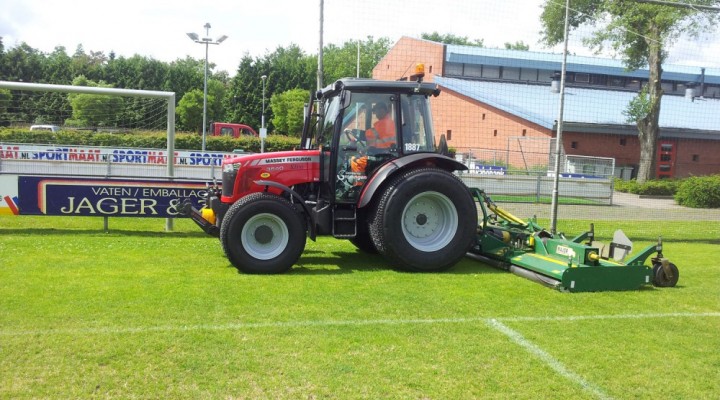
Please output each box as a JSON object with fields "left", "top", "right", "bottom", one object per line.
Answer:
{"left": 30, "top": 125, "right": 61, "bottom": 132}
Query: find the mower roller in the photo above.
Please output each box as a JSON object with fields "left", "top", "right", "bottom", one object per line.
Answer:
{"left": 466, "top": 188, "right": 679, "bottom": 292}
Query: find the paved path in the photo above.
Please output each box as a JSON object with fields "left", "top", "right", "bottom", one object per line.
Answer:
{"left": 497, "top": 191, "right": 720, "bottom": 221}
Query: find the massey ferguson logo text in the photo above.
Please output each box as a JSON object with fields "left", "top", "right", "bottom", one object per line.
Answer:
{"left": 261, "top": 157, "right": 313, "bottom": 164}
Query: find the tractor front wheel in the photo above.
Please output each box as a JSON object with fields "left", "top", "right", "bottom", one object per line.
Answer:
{"left": 220, "top": 193, "right": 306, "bottom": 274}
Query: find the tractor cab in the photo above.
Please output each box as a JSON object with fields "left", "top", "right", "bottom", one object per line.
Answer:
{"left": 303, "top": 78, "right": 442, "bottom": 204}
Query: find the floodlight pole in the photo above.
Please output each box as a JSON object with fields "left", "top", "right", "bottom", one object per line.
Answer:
{"left": 550, "top": 0, "right": 570, "bottom": 235}
{"left": 318, "top": 0, "right": 324, "bottom": 91}
{"left": 187, "top": 23, "right": 228, "bottom": 151}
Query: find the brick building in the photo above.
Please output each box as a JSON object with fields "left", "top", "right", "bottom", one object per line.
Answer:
{"left": 372, "top": 37, "right": 720, "bottom": 178}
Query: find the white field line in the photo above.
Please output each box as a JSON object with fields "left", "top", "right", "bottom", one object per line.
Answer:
{"left": 0, "top": 312, "right": 718, "bottom": 337}
{"left": 487, "top": 318, "right": 613, "bottom": 400}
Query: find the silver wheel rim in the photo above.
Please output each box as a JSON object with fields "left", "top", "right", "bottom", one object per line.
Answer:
{"left": 401, "top": 191, "right": 458, "bottom": 252}
{"left": 241, "top": 213, "right": 289, "bottom": 260}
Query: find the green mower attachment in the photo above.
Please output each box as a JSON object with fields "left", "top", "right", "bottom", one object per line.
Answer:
{"left": 466, "top": 188, "right": 679, "bottom": 292}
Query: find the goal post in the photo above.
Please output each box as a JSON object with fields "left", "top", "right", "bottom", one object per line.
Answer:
{"left": 0, "top": 80, "right": 177, "bottom": 230}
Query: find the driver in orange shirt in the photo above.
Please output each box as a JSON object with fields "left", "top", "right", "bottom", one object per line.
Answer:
{"left": 365, "top": 102, "right": 396, "bottom": 150}
{"left": 349, "top": 101, "right": 396, "bottom": 172}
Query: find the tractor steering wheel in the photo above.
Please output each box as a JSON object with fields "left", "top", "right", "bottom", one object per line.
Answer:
{"left": 344, "top": 129, "right": 367, "bottom": 153}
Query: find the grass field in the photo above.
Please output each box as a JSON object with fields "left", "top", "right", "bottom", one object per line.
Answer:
{"left": 1, "top": 216, "right": 719, "bottom": 399}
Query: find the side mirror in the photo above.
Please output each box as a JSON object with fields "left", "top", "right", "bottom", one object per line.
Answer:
{"left": 437, "top": 134, "right": 450, "bottom": 156}
{"left": 341, "top": 90, "right": 352, "bottom": 109}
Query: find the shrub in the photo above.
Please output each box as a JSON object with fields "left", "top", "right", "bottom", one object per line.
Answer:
{"left": 613, "top": 178, "right": 679, "bottom": 196}
{"left": 613, "top": 178, "right": 640, "bottom": 194}
{"left": 675, "top": 175, "right": 720, "bottom": 208}
{"left": 0, "top": 127, "right": 300, "bottom": 153}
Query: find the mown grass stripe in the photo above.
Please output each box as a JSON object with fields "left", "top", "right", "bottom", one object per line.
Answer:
{"left": 1, "top": 312, "right": 717, "bottom": 337}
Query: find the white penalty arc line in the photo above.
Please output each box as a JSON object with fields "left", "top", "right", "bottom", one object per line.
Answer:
{"left": 1, "top": 312, "right": 718, "bottom": 337}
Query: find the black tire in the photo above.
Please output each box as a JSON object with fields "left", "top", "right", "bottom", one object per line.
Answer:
{"left": 652, "top": 262, "right": 679, "bottom": 287}
{"left": 220, "top": 192, "right": 306, "bottom": 274}
{"left": 368, "top": 167, "right": 477, "bottom": 272}
{"left": 349, "top": 210, "right": 378, "bottom": 253}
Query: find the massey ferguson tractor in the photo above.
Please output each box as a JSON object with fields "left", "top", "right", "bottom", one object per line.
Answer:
{"left": 183, "top": 68, "right": 679, "bottom": 292}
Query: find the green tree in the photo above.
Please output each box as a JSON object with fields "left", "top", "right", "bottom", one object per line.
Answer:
{"left": 227, "top": 45, "right": 315, "bottom": 132}
{"left": 504, "top": 41, "right": 530, "bottom": 50}
{"left": 270, "top": 88, "right": 309, "bottom": 136}
{"left": 66, "top": 76, "right": 124, "bottom": 128}
{"left": 176, "top": 89, "right": 205, "bottom": 132}
{"left": 421, "top": 32, "right": 484, "bottom": 47}
{"left": 322, "top": 36, "right": 392, "bottom": 82}
{"left": 165, "top": 56, "right": 204, "bottom": 100}
{"left": 0, "top": 89, "right": 11, "bottom": 126}
{"left": 540, "top": 0, "right": 720, "bottom": 183}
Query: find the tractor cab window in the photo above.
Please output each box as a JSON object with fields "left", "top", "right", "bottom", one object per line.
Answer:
{"left": 400, "top": 94, "right": 435, "bottom": 154}
{"left": 320, "top": 96, "right": 341, "bottom": 149}
{"left": 334, "top": 93, "right": 398, "bottom": 202}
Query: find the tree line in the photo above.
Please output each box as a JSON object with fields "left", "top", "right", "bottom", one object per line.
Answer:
{"left": 0, "top": 36, "right": 392, "bottom": 135}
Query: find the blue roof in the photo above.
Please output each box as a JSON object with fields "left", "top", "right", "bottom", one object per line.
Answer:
{"left": 434, "top": 76, "right": 720, "bottom": 133}
{"left": 445, "top": 45, "right": 720, "bottom": 85}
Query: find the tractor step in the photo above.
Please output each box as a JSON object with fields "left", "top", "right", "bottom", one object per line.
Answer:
{"left": 332, "top": 206, "right": 357, "bottom": 237}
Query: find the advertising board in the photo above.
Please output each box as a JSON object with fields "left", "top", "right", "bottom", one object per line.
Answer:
{"left": 0, "top": 175, "right": 19, "bottom": 215}
{"left": 17, "top": 177, "right": 210, "bottom": 218}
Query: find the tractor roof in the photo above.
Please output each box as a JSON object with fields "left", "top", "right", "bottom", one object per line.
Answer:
{"left": 316, "top": 78, "right": 440, "bottom": 100}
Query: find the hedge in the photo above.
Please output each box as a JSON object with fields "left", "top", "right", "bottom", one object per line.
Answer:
{"left": 613, "top": 178, "right": 681, "bottom": 196}
{"left": 0, "top": 128, "right": 300, "bottom": 153}
{"left": 674, "top": 175, "right": 720, "bottom": 208}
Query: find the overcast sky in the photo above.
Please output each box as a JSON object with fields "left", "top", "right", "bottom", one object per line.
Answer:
{"left": 2, "top": 0, "right": 719, "bottom": 76}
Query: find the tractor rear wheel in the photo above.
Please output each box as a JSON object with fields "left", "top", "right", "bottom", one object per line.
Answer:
{"left": 369, "top": 167, "right": 477, "bottom": 272}
{"left": 220, "top": 192, "right": 306, "bottom": 274}
{"left": 652, "top": 262, "right": 679, "bottom": 287}
{"left": 349, "top": 209, "right": 378, "bottom": 253}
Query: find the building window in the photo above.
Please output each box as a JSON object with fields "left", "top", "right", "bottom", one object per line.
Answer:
{"left": 575, "top": 73, "right": 590, "bottom": 83}
{"left": 590, "top": 74, "right": 607, "bottom": 85}
{"left": 692, "top": 154, "right": 700, "bottom": 162}
{"left": 465, "top": 64, "right": 482, "bottom": 77}
{"left": 538, "top": 69, "right": 555, "bottom": 82}
{"left": 482, "top": 113, "right": 486, "bottom": 120}
{"left": 494, "top": 129, "right": 498, "bottom": 137}
{"left": 705, "top": 85, "right": 720, "bottom": 98}
{"left": 482, "top": 65, "right": 501, "bottom": 79}
{"left": 620, "top": 138, "right": 627, "bottom": 146}
{"left": 626, "top": 79, "right": 642, "bottom": 90}
{"left": 571, "top": 141, "right": 578, "bottom": 149}
{"left": 661, "top": 82, "right": 675, "bottom": 94}
{"left": 445, "top": 63, "right": 463, "bottom": 76}
{"left": 503, "top": 67, "right": 521, "bottom": 80}
{"left": 522, "top": 129, "right": 527, "bottom": 137}
{"left": 520, "top": 68, "right": 538, "bottom": 81}
{"left": 429, "top": 65, "right": 433, "bottom": 74}
{"left": 609, "top": 77, "right": 625, "bottom": 87}
{"left": 446, "top": 130, "right": 452, "bottom": 140}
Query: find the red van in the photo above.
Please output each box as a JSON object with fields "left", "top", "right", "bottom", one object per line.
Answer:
{"left": 210, "top": 123, "right": 258, "bottom": 138}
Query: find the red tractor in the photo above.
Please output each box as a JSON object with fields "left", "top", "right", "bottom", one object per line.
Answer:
{"left": 184, "top": 73, "right": 477, "bottom": 274}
